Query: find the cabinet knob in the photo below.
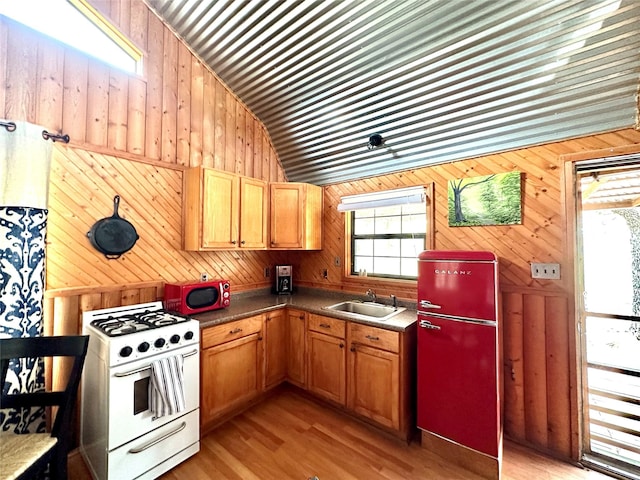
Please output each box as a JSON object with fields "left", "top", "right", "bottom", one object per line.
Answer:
{"left": 350, "top": 344, "right": 356, "bottom": 352}
{"left": 339, "top": 343, "right": 344, "bottom": 349}
{"left": 231, "top": 240, "right": 237, "bottom": 245}
{"left": 241, "top": 240, "right": 246, "bottom": 245}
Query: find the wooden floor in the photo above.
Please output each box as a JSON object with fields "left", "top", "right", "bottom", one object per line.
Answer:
{"left": 70, "top": 386, "right": 614, "bottom": 480}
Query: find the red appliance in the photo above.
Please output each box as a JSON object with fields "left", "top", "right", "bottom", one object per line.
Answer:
{"left": 164, "top": 279, "right": 230, "bottom": 314}
{"left": 416, "top": 250, "right": 501, "bottom": 459}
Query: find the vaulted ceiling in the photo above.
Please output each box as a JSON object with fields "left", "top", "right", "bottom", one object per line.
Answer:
{"left": 148, "top": 0, "right": 640, "bottom": 185}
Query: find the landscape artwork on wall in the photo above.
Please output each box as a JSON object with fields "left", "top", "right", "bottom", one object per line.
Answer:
{"left": 448, "top": 171, "right": 522, "bottom": 227}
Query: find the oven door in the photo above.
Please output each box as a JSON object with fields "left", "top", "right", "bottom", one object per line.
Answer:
{"left": 107, "top": 343, "right": 200, "bottom": 451}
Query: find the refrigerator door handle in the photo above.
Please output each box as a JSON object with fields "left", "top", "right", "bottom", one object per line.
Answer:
{"left": 419, "top": 320, "right": 441, "bottom": 330}
{"left": 419, "top": 300, "right": 442, "bottom": 309}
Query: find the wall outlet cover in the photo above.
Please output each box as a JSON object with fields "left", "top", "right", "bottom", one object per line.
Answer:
{"left": 530, "top": 262, "right": 560, "bottom": 279}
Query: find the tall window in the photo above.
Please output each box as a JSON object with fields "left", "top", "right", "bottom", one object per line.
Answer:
{"left": 0, "top": 0, "right": 142, "bottom": 75}
{"left": 351, "top": 203, "right": 426, "bottom": 279}
{"left": 338, "top": 186, "right": 430, "bottom": 280}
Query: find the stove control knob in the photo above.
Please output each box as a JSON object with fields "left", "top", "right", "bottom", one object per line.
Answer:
{"left": 138, "top": 342, "right": 150, "bottom": 353}
{"left": 170, "top": 334, "right": 180, "bottom": 344}
{"left": 184, "top": 331, "right": 194, "bottom": 340}
{"left": 119, "top": 346, "right": 133, "bottom": 357}
{"left": 154, "top": 338, "right": 165, "bottom": 348}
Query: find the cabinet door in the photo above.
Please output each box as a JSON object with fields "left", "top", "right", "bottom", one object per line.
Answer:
{"left": 201, "top": 332, "right": 262, "bottom": 426}
{"left": 348, "top": 342, "right": 400, "bottom": 430}
{"left": 239, "top": 177, "right": 268, "bottom": 249}
{"left": 286, "top": 309, "right": 306, "bottom": 387}
{"left": 202, "top": 169, "right": 239, "bottom": 248}
{"left": 264, "top": 311, "right": 287, "bottom": 389}
{"left": 307, "top": 331, "right": 346, "bottom": 405}
{"left": 270, "top": 183, "right": 302, "bottom": 248}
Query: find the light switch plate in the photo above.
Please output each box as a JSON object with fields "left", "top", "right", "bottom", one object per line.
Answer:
{"left": 531, "top": 263, "right": 560, "bottom": 279}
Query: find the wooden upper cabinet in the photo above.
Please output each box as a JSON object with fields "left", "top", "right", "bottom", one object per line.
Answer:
{"left": 183, "top": 166, "right": 267, "bottom": 250}
{"left": 270, "top": 182, "right": 323, "bottom": 250}
{"left": 239, "top": 176, "right": 269, "bottom": 249}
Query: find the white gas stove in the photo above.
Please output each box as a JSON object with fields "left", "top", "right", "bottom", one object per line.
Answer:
{"left": 80, "top": 301, "right": 200, "bottom": 480}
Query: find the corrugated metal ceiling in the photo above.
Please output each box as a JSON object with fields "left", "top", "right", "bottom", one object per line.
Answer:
{"left": 148, "top": 0, "right": 640, "bottom": 185}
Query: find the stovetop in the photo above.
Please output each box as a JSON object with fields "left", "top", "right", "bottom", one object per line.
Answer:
{"left": 83, "top": 301, "right": 200, "bottom": 366}
{"left": 90, "top": 309, "right": 191, "bottom": 337}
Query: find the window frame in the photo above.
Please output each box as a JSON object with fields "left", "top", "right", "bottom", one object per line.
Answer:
{"left": 344, "top": 183, "right": 435, "bottom": 282}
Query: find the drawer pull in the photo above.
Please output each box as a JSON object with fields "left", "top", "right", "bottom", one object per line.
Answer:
{"left": 319, "top": 323, "right": 331, "bottom": 329}
{"left": 365, "top": 335, "right": 379, "bottom": 341}
{"left": 230, "top": 327, "right": 243, "bottom": 334}
{"left": 129, "top": 421, "right": 186, "bottom": 453}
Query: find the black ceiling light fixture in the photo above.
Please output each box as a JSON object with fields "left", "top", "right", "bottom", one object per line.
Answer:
{"left": 367, "top": 133, "right": 385, "bottom": 150}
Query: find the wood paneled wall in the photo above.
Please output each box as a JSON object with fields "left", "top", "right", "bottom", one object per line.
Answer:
{"left": 0, "top": 4, "right": 283, "bottom": 178}
{"left": 0, "top": 1, "right": 290, "bottom": 294}
{"left": 293, "top": 129, "right": 640, "bottom": 459}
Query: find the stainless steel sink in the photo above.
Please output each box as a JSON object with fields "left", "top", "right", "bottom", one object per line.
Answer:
{"left": 323, "top": 301, "right": 406, "bottom": 321}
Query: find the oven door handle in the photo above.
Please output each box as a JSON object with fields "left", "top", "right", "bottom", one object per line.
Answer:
{"left": 128, "top": 421, "right": 187, "bottom": 454}
{"left": 114, "top": 349, "right": 198, "bottom": 377}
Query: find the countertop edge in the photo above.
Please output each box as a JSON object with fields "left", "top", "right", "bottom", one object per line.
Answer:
{"left": 191, "top": 292, "right": 417, "bottom": 332}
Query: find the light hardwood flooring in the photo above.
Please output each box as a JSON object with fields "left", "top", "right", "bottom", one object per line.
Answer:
{"left": 70, "top": 386, "right": 613, "bottom": 480}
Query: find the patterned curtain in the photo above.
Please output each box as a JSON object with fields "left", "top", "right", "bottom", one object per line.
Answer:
{"left": 0, "top": 121, "right": 53, "bottom": 434}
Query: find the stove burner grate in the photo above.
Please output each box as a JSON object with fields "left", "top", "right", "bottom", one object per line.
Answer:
{"left": 90, "top": 309, "right": 191, "bottom": 337}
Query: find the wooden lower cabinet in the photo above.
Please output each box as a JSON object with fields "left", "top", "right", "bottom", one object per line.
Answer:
{"left": 200, "top": 315, "right": 263, "bottom": 430}
{"left": 307, "top": 314, "right": 346, "bottom": 404}
{"left": 347, "top": 322, "right": 415, "bottom": 439}
{"left": 200, "top": 309, "right": 415, "bottom": 439}
{"left": 348, "top": 329, "right": 401, "bottom": 430}
{"left": 286, "top": 309, "right": 306, "bottom": 387}
{"left": 264, "top": 310, "right": 287, "bottom": 389}
{"left": 307, "top": 330, "right": 346, "bottom": 405}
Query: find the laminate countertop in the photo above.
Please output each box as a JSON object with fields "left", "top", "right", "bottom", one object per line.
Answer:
{"left": 192, "top": 288, "right": 417, "bottom": 332}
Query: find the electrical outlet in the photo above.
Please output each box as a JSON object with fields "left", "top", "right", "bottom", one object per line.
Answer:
{"left": 531, "top": 263, "right": 560, "bottom": 279}
{"left": 200, "top": 272, "right": 209, "bottom": 282}
{"left": 334, "top": 256, "right": 341, "bottom": 267}
{"left": 264, "top": 266, "right": 270, "bottom": 278}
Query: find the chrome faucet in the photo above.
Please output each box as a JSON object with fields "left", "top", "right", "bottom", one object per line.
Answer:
{"left": 365, "top": 289, "right": 376, "bottom": 302}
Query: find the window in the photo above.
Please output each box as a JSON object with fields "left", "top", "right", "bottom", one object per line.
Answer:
{"left": 0, "top": 0, "right": 142, "bottom": 75}
{"left": 339, "top": 185, "right": 432, "bottom": 280}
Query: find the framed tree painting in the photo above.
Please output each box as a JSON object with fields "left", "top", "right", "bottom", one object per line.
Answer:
{"left": 448, "top": 171, "right": 522, "bottom": 226}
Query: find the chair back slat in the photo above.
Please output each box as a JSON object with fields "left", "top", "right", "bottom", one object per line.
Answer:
{"left": 0, "top": 336, "right": 89, "bottom": 435}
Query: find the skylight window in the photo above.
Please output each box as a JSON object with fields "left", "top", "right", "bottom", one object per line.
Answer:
{"left": 0, "top": 0, "right": 142, "bottom": 75}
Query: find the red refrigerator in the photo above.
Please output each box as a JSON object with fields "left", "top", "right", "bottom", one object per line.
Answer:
{"left": 416, "top": 250, "right": 501, "bottom": 459}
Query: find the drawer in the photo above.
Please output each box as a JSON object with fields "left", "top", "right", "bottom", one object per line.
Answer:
{"left": 349, "top": 323, "right": 399, "bottom": 353}
{"left": 202, "top": 315, "right": 262, "bottom": 349}
{"left": 308, "top": 314, "right": 345, "bottom": 338}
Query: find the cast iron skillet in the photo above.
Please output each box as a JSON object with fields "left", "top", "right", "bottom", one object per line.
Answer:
{"left": 87, "top": 195, "right": 139, "bottom": 259}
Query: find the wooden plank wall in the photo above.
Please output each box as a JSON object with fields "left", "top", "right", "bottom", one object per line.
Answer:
{"left": 292, "top": 128, "right": 640, "bottom": 459}
{"left": 0, "top": 4, "right": 289, "bottom": 312}
{"left": 0, "top": 5, "right": 283, "bottom": 175}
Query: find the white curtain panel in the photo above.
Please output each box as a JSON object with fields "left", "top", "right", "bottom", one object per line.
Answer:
{"left": 0, "top": 120, "right": 53, "bottom": 434}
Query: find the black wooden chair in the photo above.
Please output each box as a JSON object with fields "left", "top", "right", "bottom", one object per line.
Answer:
{"left": 0, "top": 335, "right": 89, "bottom": 480}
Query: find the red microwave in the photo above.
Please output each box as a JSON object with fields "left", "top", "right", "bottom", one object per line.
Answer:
{"left": 164, "top": 280, "right": 230, "bottom": 314}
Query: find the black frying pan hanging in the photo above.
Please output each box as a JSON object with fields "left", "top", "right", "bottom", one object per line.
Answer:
{"left": 87, "top": 195, "right": 139, "bottom": 259}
